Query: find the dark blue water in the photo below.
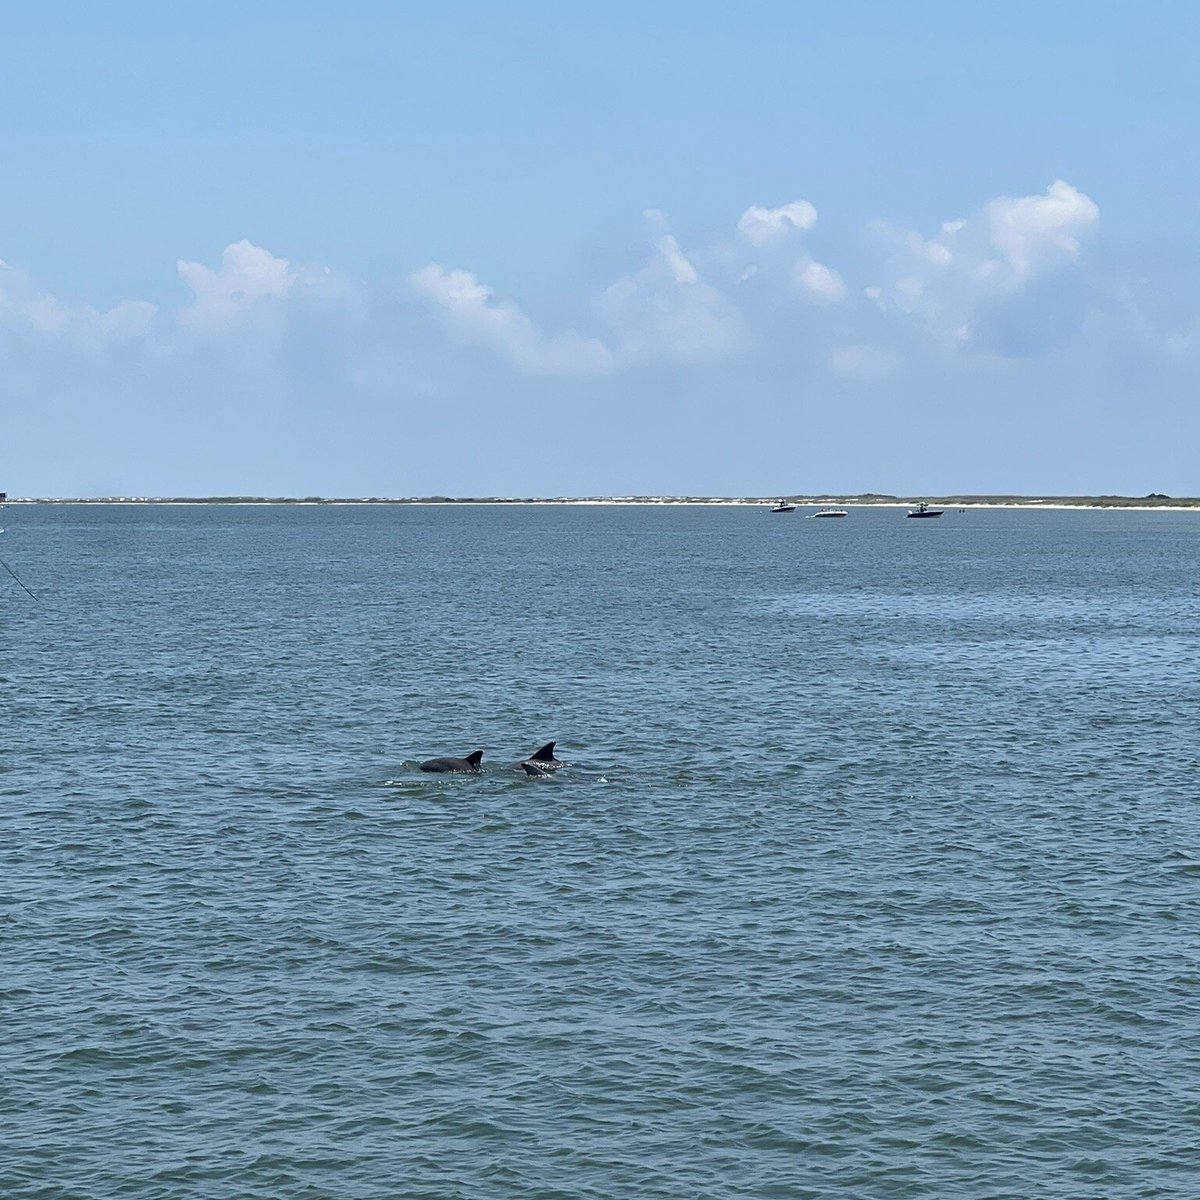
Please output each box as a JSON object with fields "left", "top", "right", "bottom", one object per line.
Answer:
{"left": 3, "top": 504, "right": 1198, "bottom": 1198}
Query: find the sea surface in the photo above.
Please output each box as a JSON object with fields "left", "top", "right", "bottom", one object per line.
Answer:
{"left": 2, "top": 503, "right": 1198, "bottom": 1199}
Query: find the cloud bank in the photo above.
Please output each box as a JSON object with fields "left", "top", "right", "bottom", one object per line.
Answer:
{"left": 4, "top": 179, "right": 1197, "bottom": 496}
{"left": 0, "top": 180, "right": 1124, "bottom": 377}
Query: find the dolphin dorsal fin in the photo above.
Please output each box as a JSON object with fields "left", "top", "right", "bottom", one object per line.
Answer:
{"left": 530, "top": 741, "right": 557, "bottom": 762}
{"left": 465, "top": 750, "right": 484, "bottom": 768}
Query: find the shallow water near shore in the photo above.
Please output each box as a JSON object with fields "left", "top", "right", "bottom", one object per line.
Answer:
{"left": 3, "top": 503, "right": 1198, "bottom": 1198}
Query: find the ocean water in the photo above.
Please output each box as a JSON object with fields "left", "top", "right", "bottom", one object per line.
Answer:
{"left": 2, "top": 502, "right": 1198, "bottom": 1199}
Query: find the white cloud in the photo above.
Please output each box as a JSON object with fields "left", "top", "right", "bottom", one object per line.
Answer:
{"left": 177, "top": 240, "right": 296, "bottom": 329}
{"left": 0, "top": 178, "right": 1154, "bottom": 434}
{"left": 599, "top": 276, "right": 741, "bottom": 364}
{"left": 0, "top": 258, "right": 157, "bottom": 342}
{"left": 656, "top": 234, "right": 699, "bottom": 285}
{"left": 795, "top": 258, "right": 847, "bottom": 301}
{"left": 985, "top": 179, "right": 1098, "bottom": 279}
{"left": 0, "top": 260, "right": 67, "bottom": 333}
{"left": 25, "top": 293, "right": 71, "bottom": 334}
{"left": 598, "top": 230, "right": 743, "bottom": 363}
{"left": 867, "top": 180, "right": 1101, "bottom": 355}
{"left": 906, "top": 231, "right": 954, "bottom": 267}
{"left": 737, "top": 200, "right": 818, "bottom": 246}
{"left": 410, "top": 264, "right": 613, "bottom": 374}
{"left": 8, "top": 181, "right": 1200, "bottom": 508}
{"left": 89, "top": 300, "right": 158, "bottom": 340}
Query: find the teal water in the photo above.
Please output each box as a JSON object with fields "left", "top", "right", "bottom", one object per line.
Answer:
{"left": 2, "top": 504, "right": 1198, "bottom": 1198}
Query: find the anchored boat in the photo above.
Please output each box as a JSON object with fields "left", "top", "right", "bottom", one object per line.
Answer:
{"left": 906, "top": 501, "right": 943, "bottom": 519}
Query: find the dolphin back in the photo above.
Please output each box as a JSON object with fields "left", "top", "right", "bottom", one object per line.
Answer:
{"left": 528, "top": 741, "right": 557, "bottom": 763}
{"left": 419, "top": 750, "right": 485, "bottom": 773}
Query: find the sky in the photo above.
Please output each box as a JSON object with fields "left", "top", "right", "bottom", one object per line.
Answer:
{"left": 2, "top": 0, "right": 1198, "bottom": 497}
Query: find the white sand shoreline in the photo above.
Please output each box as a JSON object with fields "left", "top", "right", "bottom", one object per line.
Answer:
{"left": 6, "top": 498, "right": 1199, "bottom": 511}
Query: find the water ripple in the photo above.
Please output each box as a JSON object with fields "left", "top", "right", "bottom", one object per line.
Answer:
{"left": 3, "top": 505, "right": 1199, "bottom": 1197}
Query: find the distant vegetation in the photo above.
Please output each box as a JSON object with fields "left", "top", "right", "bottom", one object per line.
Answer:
{"left": 10, "top": 493, "right": 1198, "bottom": 507}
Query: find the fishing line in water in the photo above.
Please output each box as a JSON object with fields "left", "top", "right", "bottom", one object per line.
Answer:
{"left": 1, "top": 505, "right": 40, "bottom": 601}
{"left": 0, "top": 555, "right": 39, "bottom": 603}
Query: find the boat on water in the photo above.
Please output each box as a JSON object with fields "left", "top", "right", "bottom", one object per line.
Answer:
{"left": 809, "top": 507, "right": 848, "bottom": 518}
{"left": 906, "top": 501, "right": 943, "bottom": 519}
{"left": 770, "top": 500, "right": 796, "bottom": 513}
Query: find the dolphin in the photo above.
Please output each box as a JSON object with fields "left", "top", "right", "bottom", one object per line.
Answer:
{"left": 419, "top": 750, "right": 484, "bottom": 773}
{"left": 517, "top": 741, "right": 564, "bottom": 773}
{"left": 521, "top": 761, "right": 555, "bottom": 778}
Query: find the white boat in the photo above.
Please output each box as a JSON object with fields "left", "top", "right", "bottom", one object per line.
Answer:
{"left": 808, "top": 507, "right": 848, "bottom": 518}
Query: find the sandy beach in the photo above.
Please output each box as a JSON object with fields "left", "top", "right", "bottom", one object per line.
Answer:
{"left": 7, "top": 496, "right": 1200, "bottom": 510}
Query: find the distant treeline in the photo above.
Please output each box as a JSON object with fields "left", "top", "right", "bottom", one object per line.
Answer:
{"left": 10, "top": 493, "right": 1198, "bottom": 507}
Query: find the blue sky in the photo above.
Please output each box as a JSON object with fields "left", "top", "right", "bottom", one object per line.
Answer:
{"left": 3, "top": 1, "right": 1198, "bottom": 496}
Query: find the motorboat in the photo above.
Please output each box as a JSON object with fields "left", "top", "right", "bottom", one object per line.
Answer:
{"left": 809, "top": 507, "right": 848, "bottom": 518}
{"left": 906, "top": 501, "right": 943, "bottom": 518}
{"left": 770, "top": 500, "right": 796, "bottom": 513}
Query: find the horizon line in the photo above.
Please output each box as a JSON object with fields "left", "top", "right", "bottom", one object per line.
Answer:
{"left": 3, "top": 492, "right": 1196, "bottom": 509}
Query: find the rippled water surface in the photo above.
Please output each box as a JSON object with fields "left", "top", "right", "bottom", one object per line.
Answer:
{"left": 3, "top": 503, "right": 1198, "bottom": 1198}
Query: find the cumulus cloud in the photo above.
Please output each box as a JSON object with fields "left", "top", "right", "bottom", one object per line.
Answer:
{"left": 0, "top": 258, "right": 158, "bottom": 342}
{"left": 737, "top": 200, "right": 818, "bottom": 246}
{"left": 24, "top": 293, "right": 71, "bottom": 334}
{"left": 656, "top": 234, "right": 699, "bottom": 285}
{"left": 0, "top": 260, "right": 68, "bottom": 334}
{"left": 0, "top": 177, "right": 1172, "bottom": 427}
{"left": 866, "top": 180, "right": 1101, "bottom": 356}
{"left": 598, "top": 230, "right": 743, "bottom": 363}
{"left": 795, "top": 258, "right": 847, "bottom": 302}
{"left": 906, "top": 231, "right": 954, "bottom": 267}
{"left": 733, "top": 199, "right": 850, "bottom": 314}
{"left": 91, "top": 300, "right": 158, "bottom": 338}
{"left": 985, "top": 179, "right": 1099, "bottom": 279}
{"left": 410, "top": 264, "right": 613, "bottom": 374}
{"left": 411, "top": 225, "right": 745, "bottom": 373}
{"left": 177, "top": 240, "right": 296, "bottom": 330}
